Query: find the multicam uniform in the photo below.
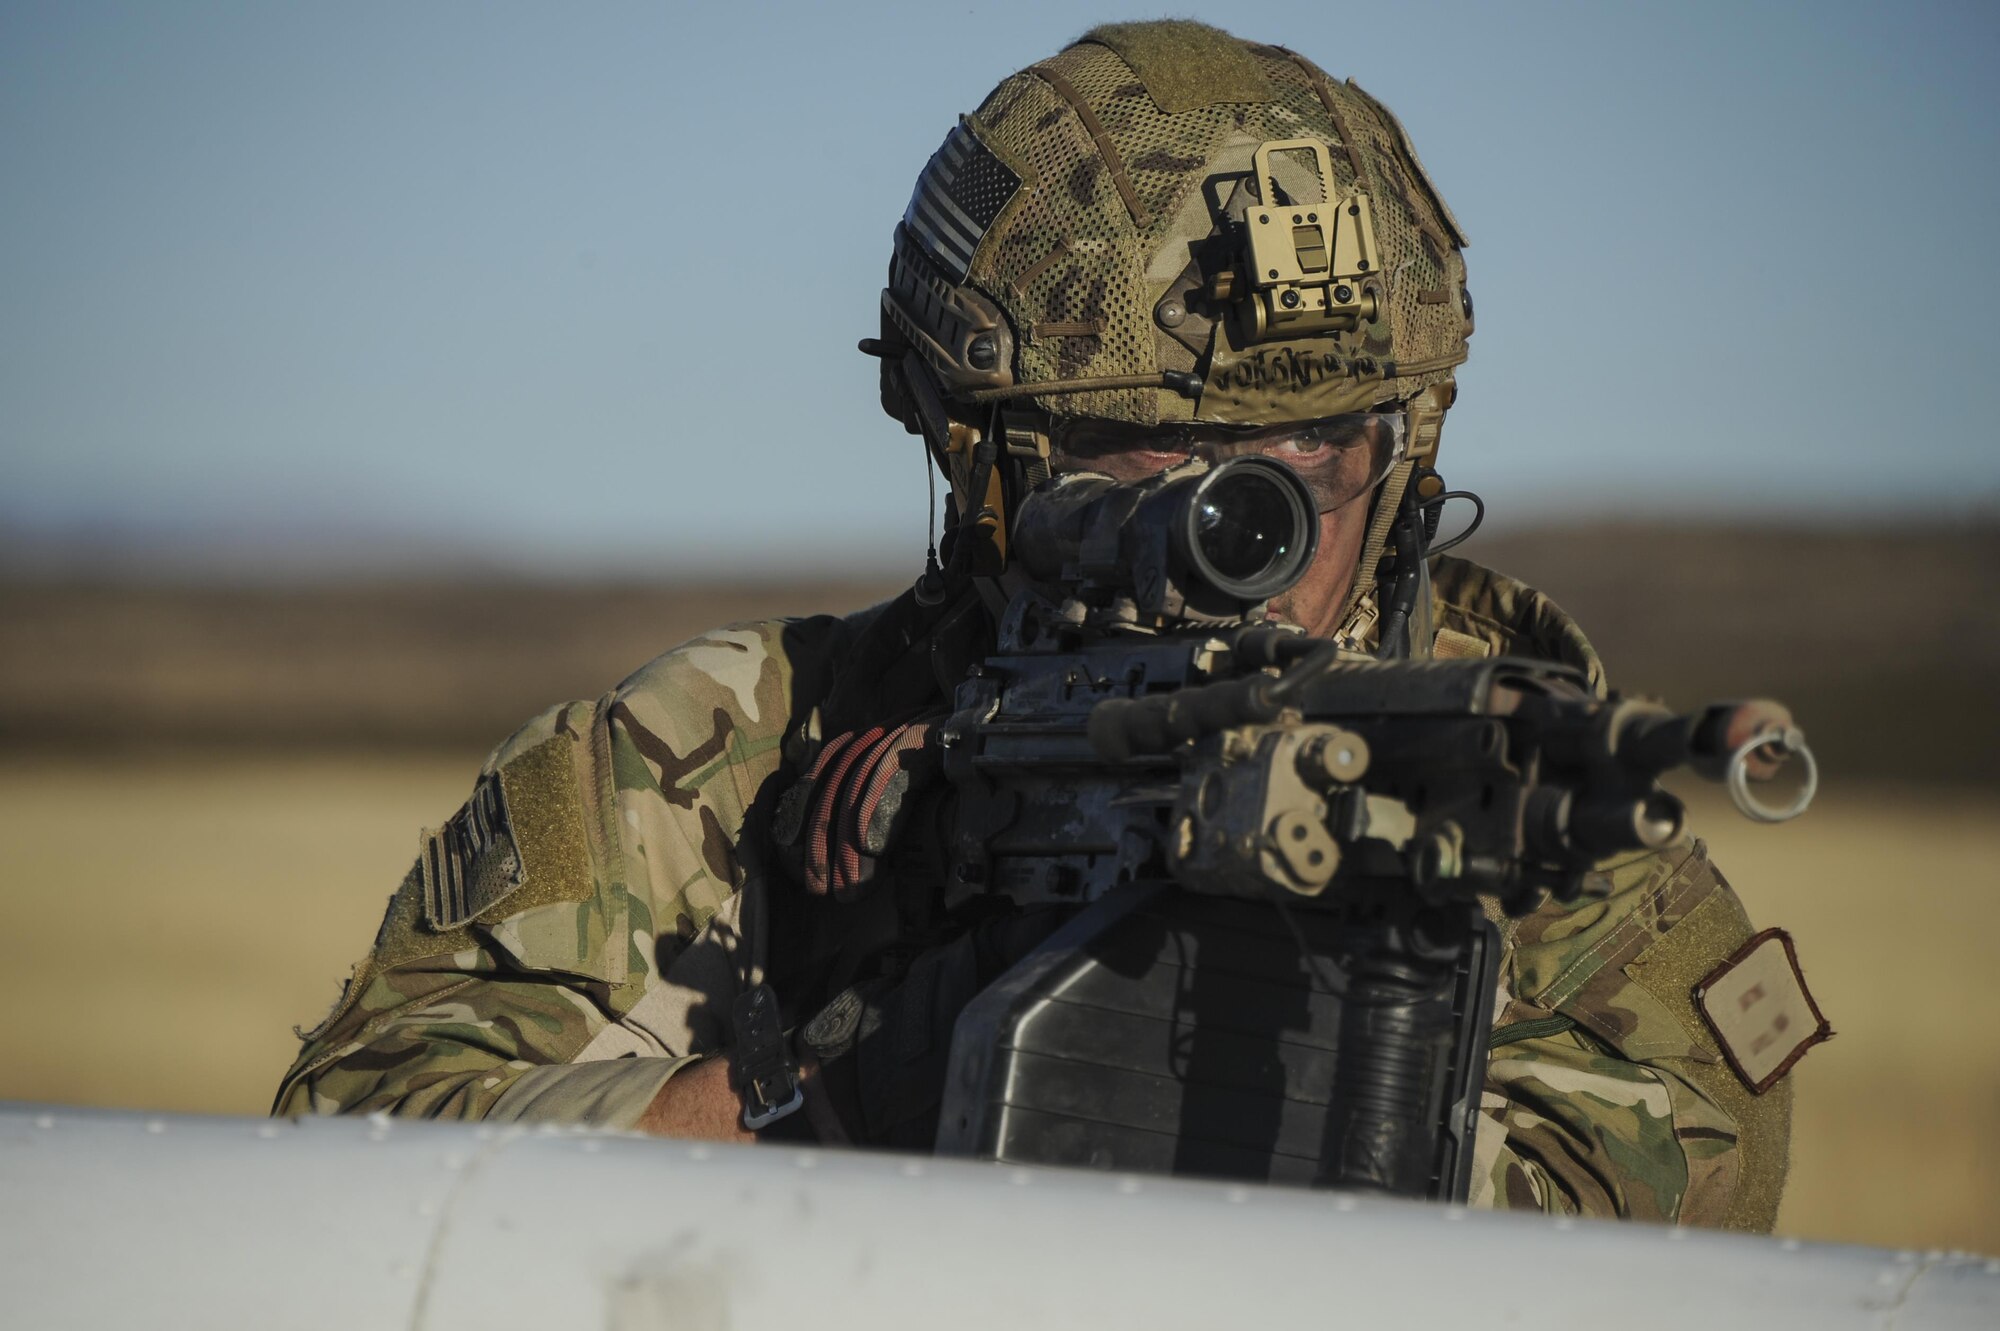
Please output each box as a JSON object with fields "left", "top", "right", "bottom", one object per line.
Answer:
{"left": 276, "top": 557, "right": 1795, "bottom": 1231}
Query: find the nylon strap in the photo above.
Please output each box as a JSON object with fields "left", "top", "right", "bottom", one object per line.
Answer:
{"left": 1342, "top": 456, "right": 1414, "bottom": 627}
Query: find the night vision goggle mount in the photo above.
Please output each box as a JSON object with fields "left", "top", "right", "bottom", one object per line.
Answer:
{"left": 1213, "top": 139, "right": 1383, "bottom": 343}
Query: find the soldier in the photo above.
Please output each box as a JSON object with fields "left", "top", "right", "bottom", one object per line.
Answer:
{"left": 277, "top": 20, "right": 1821, "bottom": 1228}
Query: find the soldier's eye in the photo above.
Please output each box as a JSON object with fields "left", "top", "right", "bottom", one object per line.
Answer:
{"left": 1098, "top": 447, "right": 1190, "bottom": 476}
{"left": 1268, "top": 436, "right": 1327, "bottom": 457}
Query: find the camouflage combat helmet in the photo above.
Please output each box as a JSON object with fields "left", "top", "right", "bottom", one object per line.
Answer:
{"left": 870, "top": 20, "right": 1474, "bottom": 585}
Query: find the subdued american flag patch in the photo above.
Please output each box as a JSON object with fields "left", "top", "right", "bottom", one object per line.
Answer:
{"left": 903, "top": 124, "right": 1021, "bottom": 283}
{"left": 420, "top": 773, "right": 522, "bottom": 930}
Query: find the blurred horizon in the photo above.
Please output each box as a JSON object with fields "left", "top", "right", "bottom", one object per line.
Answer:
{"left": 8, "top": 522, "right": 1995, "bottom": 791}
{"left": 7, "top": 507, "right": 2000, "bottom": 585}
{"left": 4, "top": 0, "right": 1997, "bottom": 578}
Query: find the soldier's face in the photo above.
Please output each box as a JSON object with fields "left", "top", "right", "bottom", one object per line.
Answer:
{"left": 1262, "top": 493, "right": 1372, "bottom": 637}
{"left": 1048, "top": 419, "right": 1385, "bottom": 637}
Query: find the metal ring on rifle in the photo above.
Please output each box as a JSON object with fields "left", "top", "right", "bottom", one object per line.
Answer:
{"left": 1725, "top": 728, "right": 1818, "bottom": 823}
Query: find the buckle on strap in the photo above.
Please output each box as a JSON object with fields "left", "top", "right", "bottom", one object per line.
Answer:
{"left": 731, "top": 983, "right": 804, "bottom": 1131}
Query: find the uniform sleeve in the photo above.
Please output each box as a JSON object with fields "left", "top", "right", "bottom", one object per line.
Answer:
{"left": 1467, "top": 839, "right": 1794, "bottom": 1231}
{"left": 272, "top": 617, "right": 846, "bottom": 1129}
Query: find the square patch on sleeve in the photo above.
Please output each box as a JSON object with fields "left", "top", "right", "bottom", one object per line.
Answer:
{"left": 1692, "top": 928, "right": 1831, "bottom": 1094}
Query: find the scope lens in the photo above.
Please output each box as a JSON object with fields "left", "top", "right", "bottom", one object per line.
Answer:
{"left": 1183, "top": 459, "right": 1316, "bottom": 601}
{"left": 1196, "top": 473, "right": 1293, "bottom": 581}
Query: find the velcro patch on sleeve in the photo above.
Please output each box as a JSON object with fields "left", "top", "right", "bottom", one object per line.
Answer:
{"left": 1692, "top": 928, "right": 1831, "bottom": 1094}
{"left": 419, "top": 736, "right": 598, "bottom": 931}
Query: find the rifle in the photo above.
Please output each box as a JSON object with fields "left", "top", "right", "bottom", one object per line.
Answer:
{"left": 922, "top": 456, "right": 1815, "bottom": 1199}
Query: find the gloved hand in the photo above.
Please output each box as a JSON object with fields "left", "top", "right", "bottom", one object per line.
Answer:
{"left": 799, "top": 908, "right": 1069, "bottom": 1149}
{"left": 776, "top": 716, "right": 945, "bottom": 901}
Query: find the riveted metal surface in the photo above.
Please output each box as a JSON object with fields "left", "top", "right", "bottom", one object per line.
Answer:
{"left": 425, "top": 1122, "right": 1996, "bottom": 1331}
{"left": 2, "top": 1106, "right": 1993, "bottom": 1331}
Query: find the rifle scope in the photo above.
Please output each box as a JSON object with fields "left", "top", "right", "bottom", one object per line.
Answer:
{"left": 1012, "top": 456, "right": 1319, "bottom": 619}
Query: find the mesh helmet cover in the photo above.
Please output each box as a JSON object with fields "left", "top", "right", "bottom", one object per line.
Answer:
{"left": 890, "top": 21, "right": 1472, "bottom": 428}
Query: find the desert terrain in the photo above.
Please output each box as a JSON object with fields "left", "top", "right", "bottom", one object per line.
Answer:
{"left": 1, "top": 522, "right": 1993, "bottom": 1252}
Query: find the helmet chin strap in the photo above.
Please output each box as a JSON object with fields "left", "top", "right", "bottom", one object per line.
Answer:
{"left": 1371, "top": 468, "right": 1438, "bottom": 659}
{"left": 1335, "top": 379, "right": 1455, "bottom": 658}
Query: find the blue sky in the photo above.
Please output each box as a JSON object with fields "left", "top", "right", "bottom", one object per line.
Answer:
{"left": 2, "top": 1, "right": 1994, "bottom": 576}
